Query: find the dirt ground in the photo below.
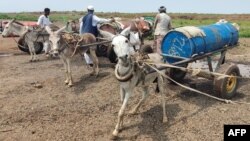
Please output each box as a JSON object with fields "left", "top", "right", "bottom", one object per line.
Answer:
{"left": 0, "top": 36, "right": 250, "bottom": 141}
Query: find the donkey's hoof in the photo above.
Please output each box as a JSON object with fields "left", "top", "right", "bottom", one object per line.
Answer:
{"left": 112, "top": 129, "right": 120, "bottom": 138}
{"left": 128, "top": 110, "right": 137, "bottom": 115}
{"left": 95, "top": 71, "right": 100, "bottom": 77}
{"left": 163, "top": 117, "right": 168, "bottom": 123}
{"left": 64, "top": 81, "right": 69, "bottom": 84}
{"left": 29, "top": 60, "right": 33, "bottom": 62}
{"left": 68, "top": 83, "right": 73, "bottom": 87}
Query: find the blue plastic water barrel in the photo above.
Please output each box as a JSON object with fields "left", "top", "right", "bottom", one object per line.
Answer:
{"left": 161, "top": 22, "right": 239, "bottom": 63}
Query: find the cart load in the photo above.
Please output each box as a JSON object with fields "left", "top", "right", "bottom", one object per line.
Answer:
{"left": 159, "top": 21, "right": 241, "bottom": 99}
{"left": 162, "top": 22, "right": 239, "bottom": 63}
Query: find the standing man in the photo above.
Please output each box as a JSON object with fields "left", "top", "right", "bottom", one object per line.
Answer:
{"left": 80, "top": 5, "right": 114, "bottom": 67}
{"left": 153, "top": 6, "right": 172, "bottom": 54}
{"left": 37, "top": 8, "right": 52, "bottom": 27}
{"left": 37, "top": 8, "right": 52, "bottom": 56}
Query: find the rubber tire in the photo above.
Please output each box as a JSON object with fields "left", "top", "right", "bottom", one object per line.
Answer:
{"left": 96, "top": 45, "right": 108, "bottom": 57}
{"left": 214, "top": 63, "right": 240, "bottom": 99}
{"left": 17, "top": 38, "right": 44, "bottom": 54}
{"left": 140, "top": 44, "right": 153, "bottom": 54}
{"left": 166, "top": 64, "right": 188, "bottom": 83}
{"left": 107, "top": 46, "right": 117, "bottom": 63}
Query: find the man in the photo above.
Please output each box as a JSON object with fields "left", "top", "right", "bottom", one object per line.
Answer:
{"left": 37, "top": 8, "right": 52, "bottom": 56}
{"left": 80, "top": 5, "right": 114, "bottom": 67}
{"left": 37, "top": 8, "right": 52, "bottom": 27}
{"left": 153, "top": 6, "right": 172, "bottom": 54}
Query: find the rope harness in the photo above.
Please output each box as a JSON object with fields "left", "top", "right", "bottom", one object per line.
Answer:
{"left": 55, "top": 32, "right": 83, "bottom": 57}
{"left": 12, "top": 28, "right": 48, "bottom": 49}
{"left": 118, "top": 52, "right": 250, "bottom": 105}
{"left": 145, "top": 63, "right": 250, "bottom": 105}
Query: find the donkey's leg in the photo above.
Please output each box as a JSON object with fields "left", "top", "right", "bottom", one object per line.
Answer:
{"left": 120, "top": 88, "right": 126, "bottom": 127}
{"left": 89, "top": 48, "right": 99, "bottom": 76}
{"left": 44, "top": 41, "right": 50, "bottom": 57}
{"left": 66, "top": 58, "right": 73, "bottom": 87}
{"left": 158, "top": 75, "right": 168, "bottom": 123}
{"left": 61, "top": 54, "right": 69, "bottom": 84}
{"left": 120, "top": 87, "right": 125, "bottom": 103}
{"left": 112, "top": 88, "right": 132, "bottom": 139}
{"left": 32, "top": 42, "right": 38, "bottom": 61}
{"left": 27, "top": 42, "right": 34, "bottom": 62}
{"left": 129, "top": 86, "right": 149, "bottom": 115}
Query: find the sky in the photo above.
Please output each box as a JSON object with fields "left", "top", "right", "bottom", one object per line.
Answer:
{"left": 0, "top": 0, "right": 250, "bottom": 14}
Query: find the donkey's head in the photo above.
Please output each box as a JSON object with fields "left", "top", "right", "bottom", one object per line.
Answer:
{"left": 2, "top": 19, "right": 25, "bottom": 37}
{"left": 67, "top": 20, "right": 80, "bottom": 33}
{"left": 45, "top": 25, "right": 67, "bottom": 56}
{"left": 99, "top": 26, "right": 141, "bottom": 64}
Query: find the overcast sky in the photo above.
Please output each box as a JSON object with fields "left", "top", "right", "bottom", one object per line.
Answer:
{"left": 1, "top": 0, "right": 250, "bottom": 14}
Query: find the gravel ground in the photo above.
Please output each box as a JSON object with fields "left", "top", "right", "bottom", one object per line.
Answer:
{"left": 0, "top": 36, "right": 250, "bottom": 141}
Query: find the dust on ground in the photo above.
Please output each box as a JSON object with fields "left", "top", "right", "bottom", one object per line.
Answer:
{"left": 0, "top": 36, "right": 250, "bottom": 141}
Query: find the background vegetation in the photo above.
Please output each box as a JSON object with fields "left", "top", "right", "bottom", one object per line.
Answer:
{"left": 1, "top": 12, "right": 249, "bottom": 37}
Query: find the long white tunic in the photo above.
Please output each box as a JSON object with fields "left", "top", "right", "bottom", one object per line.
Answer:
{"left": 154, "top": 13, "right": 171, "bottom": 36}
{"left": 37, "top": 15, "right": 51, "bottom": 27}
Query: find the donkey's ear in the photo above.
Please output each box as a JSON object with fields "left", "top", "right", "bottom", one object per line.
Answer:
{"left": 120, "top": 26, "right": 131, "bottom": 36}
{"left": 10, "top": 19, "right": 16, "bottom": 23}
{"left": 45, "top": 26, "right": 53, "bottom": 34}
{"left": 55, "top": 26, "right": 67, "bottom": 35}
{"left": 135, "top": 18, "right": 140, "bottom": 23}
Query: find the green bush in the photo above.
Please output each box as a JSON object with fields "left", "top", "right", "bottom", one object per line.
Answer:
{"left": 1, "top": 12, "right": 249, "bottom": 38}
{"left": 0, "top": 14, "right": 11, "bottom": 19}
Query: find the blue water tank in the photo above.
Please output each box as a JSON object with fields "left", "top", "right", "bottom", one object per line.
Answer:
{"left": 161, "top": 22, "right": 239, "bottom": 63}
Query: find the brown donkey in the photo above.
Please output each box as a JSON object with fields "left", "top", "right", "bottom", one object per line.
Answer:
{"left": 45, "top": 25, "right": 99, "bottom": 87}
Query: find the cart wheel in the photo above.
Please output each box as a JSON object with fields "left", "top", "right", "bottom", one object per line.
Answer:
{"left": 17, "top": 38, "right": 43, "bottom": 54}
{"left": 17, "top": 38, "right": 29, "bottom": 53}
{"left": 214, "top": 63, "right": 240, "bottom": 99}
{"left": 107, "top": 46, "right": 117, "bottom": 63}
{"left": 96, "top": 45, "right": 108, "bottom": 57}
{"left": 166, "top": 64, "right": 188, "bottom": 83}
{"left": 34, "top": 42, "right": 44, "bottom": 54}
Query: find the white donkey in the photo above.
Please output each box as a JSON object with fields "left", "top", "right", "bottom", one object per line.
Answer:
{"left": 2, "top": 19, "right": 51, "bottom": 61}
{"left": 45, "top": 25, "right": 99, "bottom": 87}
{"left": 99, "top": 27, "right": 168, "bottom": 139}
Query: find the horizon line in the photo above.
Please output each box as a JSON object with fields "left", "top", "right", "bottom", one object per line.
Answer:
{"left": 1, "top": 11, "right": 250, "bottom": 15}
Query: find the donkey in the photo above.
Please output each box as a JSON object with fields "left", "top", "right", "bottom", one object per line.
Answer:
{"left": 117, "top": 17, "right": 151, "bottom": 37}
{"left": 45, "top": 25, "right": 99, "bottom": 87}
{"left": 99, "top": 17, "right": 152, "bottom": 44}
{"left": 2, "top": 19, "right": 53, "bottom": 61}
{"left": 99, "top": 27, "right": 168, "bottom": 139}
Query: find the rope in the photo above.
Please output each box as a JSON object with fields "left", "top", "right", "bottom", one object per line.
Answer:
{"left": 96, "top": 37, "right": 110, "bottom": 41}
{"left": 144, "top": 63, "right": 250, "bottom": 105}
{"left": 142, "top": 61, "right": 250, "bottom": 80}
{"left": 71, "top": 40, "right": 83, "bottom": 57}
